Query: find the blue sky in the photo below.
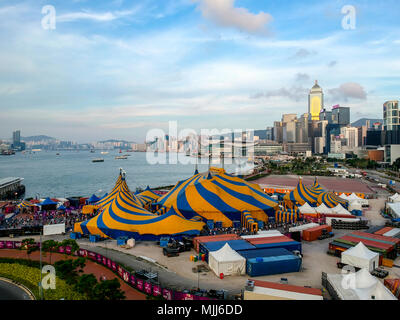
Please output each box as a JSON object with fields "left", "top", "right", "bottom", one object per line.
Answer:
{"left": 0, "top": 0, "right": 399, "bottom": 142}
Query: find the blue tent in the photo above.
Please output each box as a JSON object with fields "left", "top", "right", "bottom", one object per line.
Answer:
{"left": 87, "top": 194, "right": 100, "bottom": 204}
{"left": 40, "top": 197, "right": 58, "bottom": 206}
{"left": 58, "top": 205, "right": 66, "bottom": 211}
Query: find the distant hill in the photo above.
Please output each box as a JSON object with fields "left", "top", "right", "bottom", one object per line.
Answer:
{"left": 22, "top": 135, "right": 56, "bottom": 142}
{"left": 99, "top": 139, "right": 136, "bottom": 144}
{"left": 352, "top": 118, "right": 382, "bottom": 127}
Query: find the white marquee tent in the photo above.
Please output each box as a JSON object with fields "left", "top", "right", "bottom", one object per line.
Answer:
{"left": 326, "top": 268, "right": 397, "bottom": 300}
{"left": 315, "top": 203, "right": 333, "bottom": 214}
{"left": 387, "top": 202, "right": 400, "bottom": 218}
{"left": 339, "top": 194, "right": 350, "bottom": 201}
{"left": 348, "top": 193, "right": 369, "bottom": 206}
{"left": 332, "top": 204, "right": 352, "bottom": 215}
{"left": 349, "top": 201, "right": 362, "bottom": 212}
{"left": 388, "top": 193, "right": 400, "bottom": 203}
{"left": 208, "top": 243, "right": 246, "bottom": 276}
{"left": 298, "top": 203, "right": 317, "bottom": 214}
{"left": 341, "top": 242, "right": 379, "bottom": 272}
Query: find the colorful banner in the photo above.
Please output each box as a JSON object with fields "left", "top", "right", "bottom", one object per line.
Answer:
{"left": 123, "top": 270, "right": 130, "bottom": 283}
{"left": 88, "top": 251, "right": 96, "bottom": 260}
{"left": 0, "top": 241, "right": 5, "bottom": 249}
{"left": 58, "top": 246, "right": 65, "bottom": 253}
{"left": 65, "top": 246, "right": 72, "bottom": 255}
{"left": 117, "top": 265, "right": 124, "bottom": 277}
{"left": 111, "top": 261, "right": 117, "bottom": 272}
{"left": 144, "top": 282, "right": 152, "bottom": 295}
{"left": 14, "top": 241, "right": 22, "bottom": 249}
{"left": 152, "top": 285, "right": 161, "bottom": 297}
{"left": 162, "top": 288, "right": 172, "bottom": 300}
{"left": 136, "top": 279, "right": 144, "bottom": 291}
{"left": 6, "top": 241, "right": 14, "bottom": 249}
{"left": 107, "top": 258, "right": 112, "bottom": 269}
{"left": 102, "top": 256, "right": 107, "bottom": 266}
{"left": 78, "top": 249, "right": 87, "bottom": 257}
{"left": 96, "top": 253, "right": 103, "bottom": 263}
{"left": 130, "top": 275, "right": 136, "bottom": 287}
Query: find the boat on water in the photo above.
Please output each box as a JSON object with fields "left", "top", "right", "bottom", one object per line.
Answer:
{"left": 115, "top": 156, "right": 128, "bottom": 160}
{"left": 92, "top": 158, "right": 104, "bottom": 163}
{"left": 56, "top": 153, "right": 60, "bottom": 156}
{"left": 90, "top": 150, "right": 95, "bottom": 153}
{"left": 101, "top": 151, "right": 109, "bottom": 155}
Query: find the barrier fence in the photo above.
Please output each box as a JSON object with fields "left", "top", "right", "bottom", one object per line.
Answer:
{"left": 0, "top": 240, "right": 215, "bottom": 301}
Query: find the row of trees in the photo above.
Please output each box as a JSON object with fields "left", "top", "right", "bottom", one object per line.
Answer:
{"left": 54, "top": 258, "right": 125, "bottom": 300}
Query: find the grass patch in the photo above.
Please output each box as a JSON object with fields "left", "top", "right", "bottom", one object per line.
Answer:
{"left": 0, "top": 261, "right": 87, "bottom": 300}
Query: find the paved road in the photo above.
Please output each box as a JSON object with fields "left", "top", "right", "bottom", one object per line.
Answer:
{"left": 0, "top": 279, "right": 32, "bottom": 300}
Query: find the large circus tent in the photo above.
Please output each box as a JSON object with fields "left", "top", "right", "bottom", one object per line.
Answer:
{"left": 154, "top": 169, "right": 279, "bottom": 227}
{"left": 317, "top": 192, "right": 349, "bottom": 209}
{"left": 283, "top": 178, "right": 323, "bottom": 207}
{"left": 74, "top": 171, "right": 205, "bottom": 240}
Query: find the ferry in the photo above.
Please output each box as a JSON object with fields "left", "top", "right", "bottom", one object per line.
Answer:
{"left": 101, "top": 151, "right": 109, "bottom": 155}
{"left": 92, "top": 158, "right": 104, "bottom": 163}
{"left": 115, "top": 156, "right": 128, "bottom": 160}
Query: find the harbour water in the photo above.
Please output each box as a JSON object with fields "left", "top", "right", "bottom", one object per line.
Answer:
{"left": 0, "top": 150, "right": 245, "bottom": 199}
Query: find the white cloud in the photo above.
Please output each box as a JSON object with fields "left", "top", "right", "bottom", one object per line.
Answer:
{"left": 327, "top": 82, "right": 367, "bottom": 102}
{"left": 194, "top": 0, "right": 273, "bottom": 34}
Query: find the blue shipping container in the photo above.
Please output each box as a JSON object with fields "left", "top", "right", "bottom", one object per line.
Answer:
{"left": 215, "top": 221, "right": 223, "bottom": 228}
{"left": 238, "top": 248, "right": 293, "bottom": 259}
{"left": 247, "top": 255, "right": 302, "bottom": 277}
{"left": 253, "top": 241, "right": 302, "bottom": 253}
{"left": 200, "top": 240, "right": 256, "bottom": 262}
{"left": 257, "top": 220, "right": 264, "bottom": 229}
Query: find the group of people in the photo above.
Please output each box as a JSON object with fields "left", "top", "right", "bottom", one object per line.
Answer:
{"left": 0, "top": 206, "right": 89, "bottom": 232}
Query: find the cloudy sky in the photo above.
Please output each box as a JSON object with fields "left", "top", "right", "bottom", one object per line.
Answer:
{"left": 1, "top": 0, "right": 399, "bottom": 143}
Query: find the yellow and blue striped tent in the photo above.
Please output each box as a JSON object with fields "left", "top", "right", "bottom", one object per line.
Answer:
{"left": 283, "top": 179, "right": 320, "bottom": 206}
{"left": 310, "top": 178, "right": 324, "bottom": 194}
{"left": 155, "top": 171, "right": 279, "bottom": 227}
{"left": 17, "top": 201, "right": 37, "bottom": 209}
{"left": 136, "top": 186, "right": 161, "bottom": 205}
{"left": 317, "top": 192, "right": 349, "bottom": 209}
{"left": 74, "top": 172, "right": 205, "bottom": 240}
{"left": 275, "top": 208, "right": 299, "bottom": 223}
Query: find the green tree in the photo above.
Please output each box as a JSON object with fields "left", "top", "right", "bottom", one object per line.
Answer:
{"left": 54, "top": 257, "right": 86, "bottom": 285}
{"left": 75, "top": 273, "right": 98, "bottom": 299}
{"left": 92, "top": 278, "right": 126, "bottom": 300}
{"left": 42, "top": 240, "right": 59, "bottom": 264}
{"left": 21, "top": 238, "right": 38, "bottom": 260}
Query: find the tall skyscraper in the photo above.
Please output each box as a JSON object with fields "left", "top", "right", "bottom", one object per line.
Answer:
{"left": 383, "top": 100, "right": 399, "bottom": 131}
{"left": 12, "top": 130, "right": 21, "bottom": 145}
{"left": 308, "top": 80, "right": 324, "bottom": 121}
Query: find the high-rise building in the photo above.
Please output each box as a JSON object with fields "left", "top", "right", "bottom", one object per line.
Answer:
{"left": 341, "top": 126, "right": 359, "bottom": 149}
{"left": 331, "top": 105, "right": 350, "bottom": 125}
{"left": 383, "top": 100, "right": 399, "bottom": 131}
{"left": 308, "top": 81, "right": 324, "bottom": 121}
{"left": 12, "top": 130, "right": 21, "bottom": 145}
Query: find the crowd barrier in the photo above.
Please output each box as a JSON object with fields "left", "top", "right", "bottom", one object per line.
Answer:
{"left": 0, "top": 240, "right": 215, "bottom": 301}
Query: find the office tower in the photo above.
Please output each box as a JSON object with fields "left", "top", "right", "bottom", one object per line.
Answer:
{"left": 341, "top": 126, "right": 359, "bottom": 149}
{"left": 319, "top": 109, "right": 332, "bottom": 123}
{"left": 383, "top": 101, "right": 399, "bottom": 131}
{"left": 266, "top": 127, "right": 274, "bottom": 141}
{"left": 308, "top": 81, "right": 324, "bottom": 121}
{"left": 273, "top": 121, "right": 284, "bottom": 144}
{"left": 12, "top": 130, "right": 21, "bottom": 145}
{"left": 331, "top": 105, "right": 350, "bottom": 125}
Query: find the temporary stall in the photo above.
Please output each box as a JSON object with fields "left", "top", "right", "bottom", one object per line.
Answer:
{"left": 246, "top": 254, "right": 302, "bottom": 277}
{"left": 326, "top": 268, "right": 397, "bottom": 300}
{"left": 349, "top": 201, "right": 362, "bottom": 212}
{"left": 208, "top": 243, "right": 246, "bottom": 276}
{"left": 348, "top": 193, "right": 368, "bottom": 206}
{"left": 298, "top": 203, "right": 317, "bottom": 215}
{"left": 387, "top": 202, "right": 400, "bottom": 218}
{"left": 244, "top": 280, "right": 323, "bottom": 300}
{"left": 332, "top": 204, "right": 352, "bottom": 215}
{"left": 389, "top": 193, "right": 400, "bottom": 203}
{"left": 315, "top": 204, "right": 333, "bottom": 214}
{"left": 341, "top": 242, "right": 379, "bottom": 272}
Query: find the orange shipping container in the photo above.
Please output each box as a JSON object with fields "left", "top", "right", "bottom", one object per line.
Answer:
{"left": 302, "top": 225, "right": 332, "bottom": 242}
{"left": 193, "top": 234, "right": 240, "bottom": 252}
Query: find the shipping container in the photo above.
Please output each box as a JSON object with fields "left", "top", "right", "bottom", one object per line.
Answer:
{"left": 199, "top": 240, "right": 255, "bottom": 262}
{"left": 384, "top": 279, "right": 400, "bottom": 299}
{"left": 302, "top": 225, "right": 332, "bottom": 242}
{"left": 252, "top": 241, "right": 302, "bottom": 253}
{"left": 246, "top": 235, "right": 294, "bottom": 245}
{"left": 341, "top": 235, "right": 393, "bottom": 251}
{"left": 375, "top": 227, "right": 393, "bottom": 235}
{"left": 247, "top": 254, "right": 302, "bottom": 277}
{"left": 193, "top": 234, "right": 240, "bottom": 252}
{"left": 349, "top": 232, "right": 400, "bottom": 248}
{"left": 238, "top": 248, "right": 293, "bottom": 260}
